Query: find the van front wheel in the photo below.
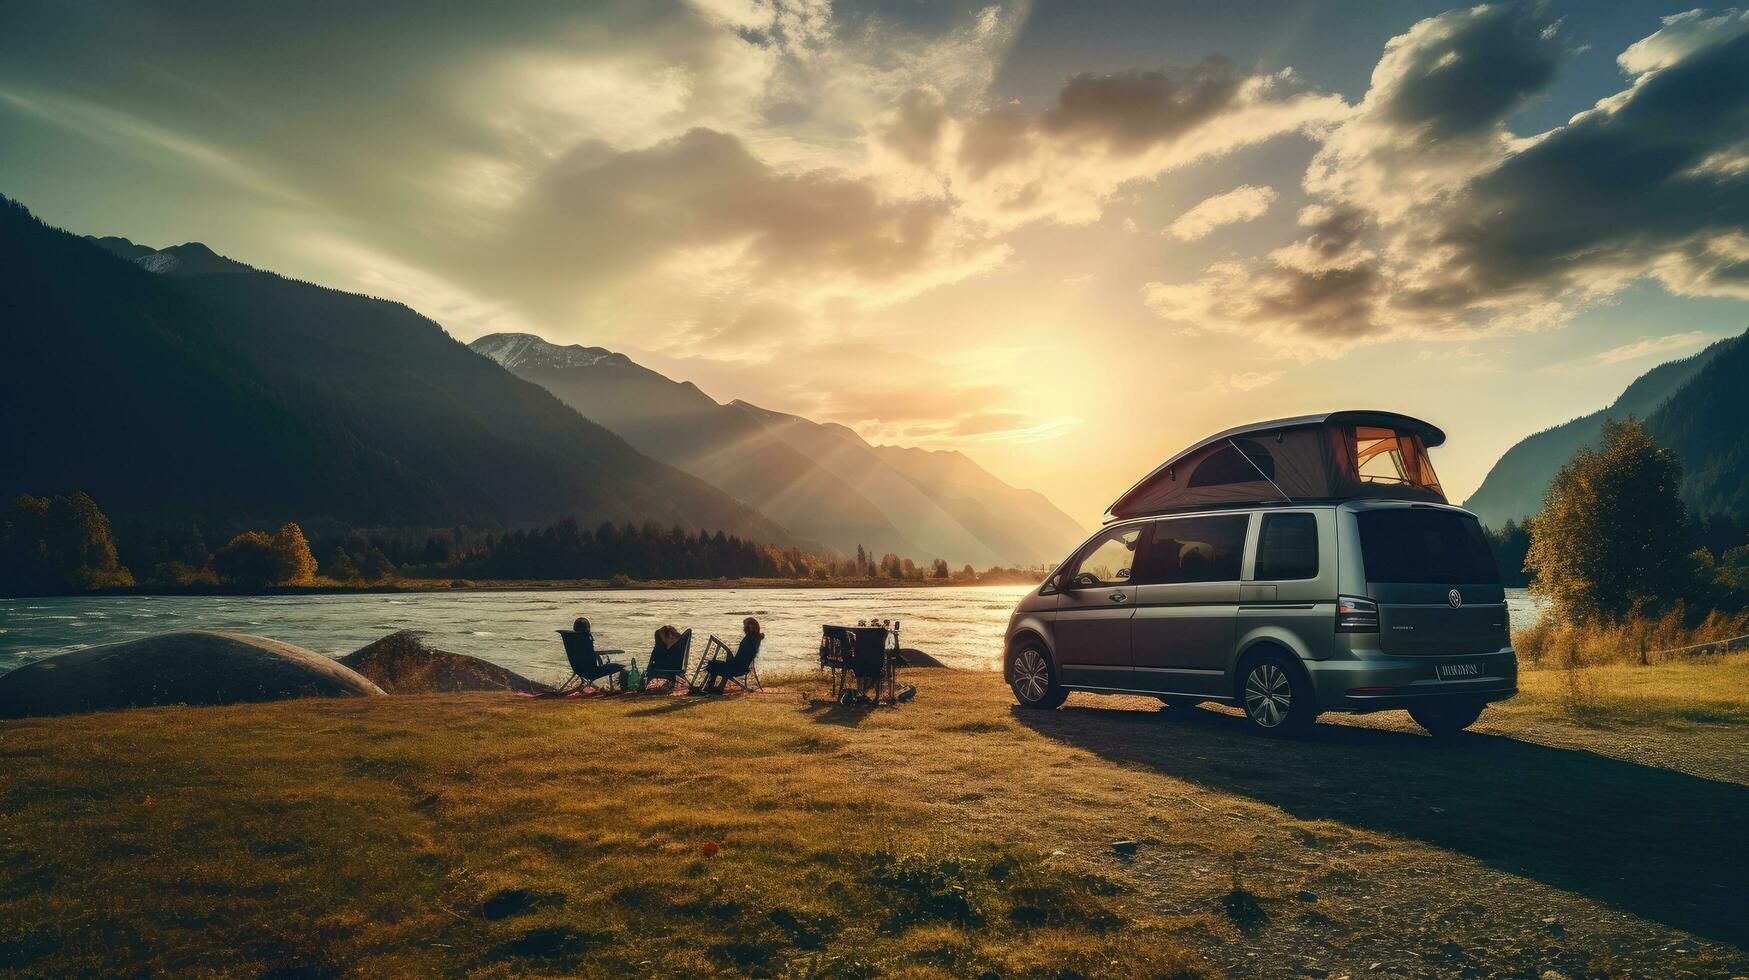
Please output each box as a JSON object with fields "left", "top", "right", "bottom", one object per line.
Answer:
{"left": 1238, "top": 653, "right": 1316, "bottom": 736}
{"left": 1009, "top": 643, "right": 1067, "bottom": 710}
{"left": 1409, "top": 699, "right": 1485, "bottom": 738}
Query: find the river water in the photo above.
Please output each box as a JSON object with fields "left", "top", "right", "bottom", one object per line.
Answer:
{"left": 0, "top": 587, "right": 1547, "bottom": 685}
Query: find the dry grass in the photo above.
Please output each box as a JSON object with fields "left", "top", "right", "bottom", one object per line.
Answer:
{"left": 1515, "top": 650, "right": 1749, "bottom": 729}
{"left": 1514, "top": 606, "right": 1749, "bottom": 666}
{"left": 3, "top": 666, "right": 1748, "bottom": 977}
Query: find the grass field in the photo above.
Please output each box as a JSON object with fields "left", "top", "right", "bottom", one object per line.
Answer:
{"left": 2, "top": 656, "right": 1747, "bottom": 977}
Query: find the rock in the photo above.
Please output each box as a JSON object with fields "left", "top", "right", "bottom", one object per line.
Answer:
{"left": 895, "top": 647, "right": 947, "bottom": 668}
{"left": 1297, "top": 890, "right": 1319, "bottom": 902}
{"left": 340, "top": 630, "right": 548, "bottom": 694}
{"left": 1111, "top": 840, "right": 1139, "bottom": 857}
{"left": 0, "top": 631, "right": 383, "bottom": 718}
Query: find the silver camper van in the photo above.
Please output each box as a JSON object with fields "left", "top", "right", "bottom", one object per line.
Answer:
{"left": 1003, "top": 411, "right": 1516, "bottom": 737}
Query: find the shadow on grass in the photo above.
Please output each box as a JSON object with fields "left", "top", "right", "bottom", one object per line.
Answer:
{"left": 802, "top": 702, "right": 873, "bottom": 728}
{"left": 1014, "top": 702, "right": 1749, "bottom": 948}
{"left": 624, "top": 697, "right": 713, "bottom": 718}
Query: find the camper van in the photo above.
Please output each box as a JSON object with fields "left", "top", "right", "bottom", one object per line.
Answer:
{"left": 1003, "top": 411, "right": 1516, "bottom": 737}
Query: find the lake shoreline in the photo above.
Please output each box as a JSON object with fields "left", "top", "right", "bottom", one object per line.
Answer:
{"left": 1, "top": 574, "right": 1046, "bottom": 601}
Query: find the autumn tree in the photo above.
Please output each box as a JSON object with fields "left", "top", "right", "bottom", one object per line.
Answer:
{"left": 1524, "top": 418, "right": 1694, "bottom": 624}
{"left": 0, "top": 491, "right": 134, "bottom": 594}
{"left": 270, "top": 522, "right": 318, "bottom": 585}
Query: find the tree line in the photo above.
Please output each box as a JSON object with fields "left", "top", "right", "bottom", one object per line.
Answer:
{"left": 1, "top": 496, "right": 1027, "bottom": 594}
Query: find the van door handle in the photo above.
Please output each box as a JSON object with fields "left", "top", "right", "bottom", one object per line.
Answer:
{"left": 1109, "top": 592, "right": 1129, "bottom": 603}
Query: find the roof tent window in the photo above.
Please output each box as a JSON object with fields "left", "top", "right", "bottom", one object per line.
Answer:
{"left": 1188, "top": 438, "right": 1276, "bottom": 488}
{"left": 1353, "top": 426, "right": 1443, "bottom": 495}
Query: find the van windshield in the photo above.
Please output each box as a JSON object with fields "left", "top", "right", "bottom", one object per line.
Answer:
{"left": 1357, "top": 509, "right": 1498, "bottom": 584}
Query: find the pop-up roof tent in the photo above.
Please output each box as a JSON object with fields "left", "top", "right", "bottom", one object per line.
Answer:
{"left": 1105, "top": 411, "right": 1447, "bottom": 520}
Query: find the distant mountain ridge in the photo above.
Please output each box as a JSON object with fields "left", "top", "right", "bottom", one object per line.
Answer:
{"left": 87, "top": 236, "right": 254, "bottom": 277}
{"left": 3, "top": 197, "right": 786, "bottom": 542}
{"left": 1465, "top": 330, "right": 1749, "bottom": 528}
{"left": 470, "top": 332, "right": 1088, "bottom": 565}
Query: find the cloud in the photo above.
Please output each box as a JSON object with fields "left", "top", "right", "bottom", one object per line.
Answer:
{"left": 1166, "top": 184, "right": 1277, "bottom": 240}
{"left": 1144, "top": 4, "right": 1749, "bottom": 355}
{"left": 873, "top": 61, "right": 1346, "bottom": 231}
{"left": 1550, "top": 331, "right": 1711, "bottom": 371}
{"left": 494, "top": 127, "right": 1009, "bottom": 322}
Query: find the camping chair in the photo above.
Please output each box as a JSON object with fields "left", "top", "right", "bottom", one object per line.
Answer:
{"left": 641, "top": 629, "right": 693, "bottom": 692}
{"left": 846, "top": 623, "right": 901, "bottom": 705}
{"left": 819, "top": 625, "right": 855, "bottom": 699}
{"left": 556, "top": 630, "right": 627, "bottom": 694}
{"left": 690, "top": 633, "right": 763, "bottom": 694}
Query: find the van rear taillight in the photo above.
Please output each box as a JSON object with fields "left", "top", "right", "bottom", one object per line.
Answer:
{"left": 1336, "top": 595, "right": 1379, "bottom": 633}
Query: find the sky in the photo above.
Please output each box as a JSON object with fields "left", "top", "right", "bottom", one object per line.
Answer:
{"left": 4, "top": 0, "right": 1749, "bottom": 526}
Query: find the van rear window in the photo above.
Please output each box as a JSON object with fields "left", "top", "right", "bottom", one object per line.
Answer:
{"left": 1357, "top": 509, "right": 1498, "bottom": 584}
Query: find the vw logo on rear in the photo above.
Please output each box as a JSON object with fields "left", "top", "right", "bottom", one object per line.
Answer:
{"left": 1448, "top": 589, "right": 1463, "bottom": 608}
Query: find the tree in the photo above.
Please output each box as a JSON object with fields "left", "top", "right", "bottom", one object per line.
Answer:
{"left": 0, "top": 491, "right": 134, "bottom": 594}
{"left": 1484, "top": 519, "right": 1532, "bottom": 588}
{"left": 358, "top": 546, "right": 395, "bottom": 582}
{"left": 855, "top": 544, "right": 868, "bottom": 575}
{"left": 212, "top": 531, "right": 280, "bottom": 588}
{"left": 270, "top": 522, "right": 318, "bottom": 585}
{"left": 1524, "top": 418, "right": 1693, "bottom": 624}
{"left": 931, "top": 558, "right": 950, "bottom": 579}
{"left": 326, "top": 547, "right": 359, "bottom": 582}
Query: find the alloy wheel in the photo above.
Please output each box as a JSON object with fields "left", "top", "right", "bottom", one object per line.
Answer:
{"left": 1013, "top": 648, "right": 1050, "bottom": 703}
{"left": 1245, "top": 663, "right": 1292, "bottom": 728}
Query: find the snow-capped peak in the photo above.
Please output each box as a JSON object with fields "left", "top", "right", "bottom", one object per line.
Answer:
{"left": 469, "top": 332, "right": 621, "bottom": 371}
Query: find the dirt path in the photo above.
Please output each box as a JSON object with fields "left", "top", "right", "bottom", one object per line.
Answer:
{"left": 818, "top": 673, "right": 1749, "bottom": 978}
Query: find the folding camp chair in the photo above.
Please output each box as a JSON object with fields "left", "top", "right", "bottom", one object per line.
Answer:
{"left": 819, "top": 625, "right": 855, "bottom": 699}
{"left": 822, "top": 620, "right": 904, "bottom": 705}
{"left": 847, "top": 622, "right": 902, "bottom": 705}
{"left": 556, "top": 630, "right": 626, "bottom": 694}
{"left": 640, "top": 629, "right": 693, "bottom": 692}
{"left": 690, "top": 633, "right": 763, "bottom": 694}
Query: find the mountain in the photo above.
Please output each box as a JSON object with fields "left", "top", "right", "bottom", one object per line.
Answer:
{"left": 1465, "top": 331, "right": 1747, "bottom": 527}
{"left": 87, "top": 236, "right": 254, "bottom": 276}
{"left": 4, "top": 197, "right": 787, "bottom": 541}
{"left": 870, "top": 444, "right": 1093, "bottom": 569}
{"left": 470, "top": 333, "right": 1088, "bottom": 565}
{"left": 470, "top": 333, "right": 919, "bottom": 558}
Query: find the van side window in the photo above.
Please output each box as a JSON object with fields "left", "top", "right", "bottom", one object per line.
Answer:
{"left": 1066, "top": 525, "right": 1146, "bottom": 587}
{"left": 1255, "top": 512, "right": 1319, "bottom": 580}
{"left": 1132, "top": 514, "right": 1248, "bottom": 584}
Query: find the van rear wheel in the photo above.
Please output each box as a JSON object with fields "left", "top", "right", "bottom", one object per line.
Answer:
{"left": 1009, "top": 643, "right": 1067, "bottom": 710}
{"left": 1238, "top": 652, "right": 1316, "bottom": 736}
{"left": 1409, "top": 699, "right": 1485, "bottom": 738}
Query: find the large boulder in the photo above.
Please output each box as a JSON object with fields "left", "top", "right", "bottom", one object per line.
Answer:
{"left": 0, "top": 631, "right": 384, "bottom": 718}
{"left": 340, "top": 630, "right": 550, "bottom": 694}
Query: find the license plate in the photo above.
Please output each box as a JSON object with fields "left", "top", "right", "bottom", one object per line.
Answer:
{"left": 1437, "top": 662, "right": 1483, "bottom": 680}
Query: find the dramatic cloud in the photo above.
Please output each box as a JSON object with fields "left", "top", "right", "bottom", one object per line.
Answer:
{"left": 1146, "top": 4, "right": 1749, "bottom": 354}
{"left": 1166, "top": 184, "right": 1277, "bottom": 240}
{"left": 499, "top": 127, "right": 1007, "bottom": 321}
{"left": 876, "top": 62, "right": 1344, "bottom": 229}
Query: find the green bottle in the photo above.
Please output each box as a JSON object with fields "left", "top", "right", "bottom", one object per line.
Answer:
{"left": 627, "top": 657, "right": 642, "bottom": 690}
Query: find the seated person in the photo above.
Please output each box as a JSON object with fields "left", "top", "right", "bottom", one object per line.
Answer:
{"left": 642, "top": 624, "right": 691, "bottom": 690}
{"left": 560, "top": 616, "right": 626, "bottom": 692}
{"left": 696, "top": 617, "right": 763, "bottom": 694}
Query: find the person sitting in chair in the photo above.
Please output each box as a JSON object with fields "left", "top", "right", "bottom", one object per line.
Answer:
{"left": 642, "top": 624, "right": 691, "bottom": 692}
{"left": 695, "top": 617, "right": 763, "bottom": 695}
{"left": 558, "top": 617, "right": 626, "bottom": 693}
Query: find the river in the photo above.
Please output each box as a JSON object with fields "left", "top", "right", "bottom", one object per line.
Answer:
{"left": 0, "top": 587, "right": 1547, "bottom": 685}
